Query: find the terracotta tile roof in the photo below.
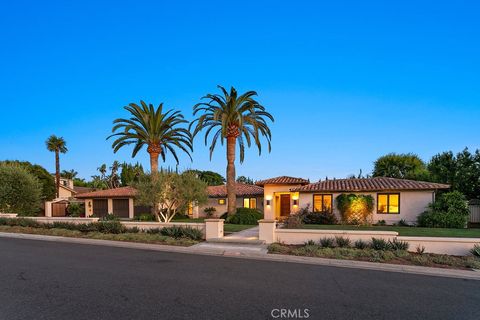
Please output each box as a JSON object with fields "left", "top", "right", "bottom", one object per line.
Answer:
{"left": 73, "top": 186, "right": 96, "bottom": 194}
{"left": 255, "top": 176, "right": 310, "bottom": 186}
{"left": 75, "top": 186, "right": 137, "bottom": 198}
{"left": 207, "top": 183, "right": 264, "bottom": 198}
{"left": 291, "top": 177, "right": 450, "bottom": 192}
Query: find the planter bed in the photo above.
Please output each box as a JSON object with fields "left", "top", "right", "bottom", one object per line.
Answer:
{"left": 268, "top": 243, "right": 480, "bottom": 270}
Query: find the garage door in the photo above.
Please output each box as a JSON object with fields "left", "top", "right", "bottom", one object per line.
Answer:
{"left": 93, "top": 199, "right": 108, "bottom": 217}
{"left": 113, "top": 199, "right": 130, "bottom": 218}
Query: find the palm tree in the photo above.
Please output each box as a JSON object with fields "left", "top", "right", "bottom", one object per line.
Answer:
{"left": 46, "top": 135, "right": 68, "bottom": 198}
{"left": 61, "top": 169, "right": 78, "bottom": 180}
{"left": 97, "top": 164, "right": 107, "bottom": 180}
{"left": 191, "top": 86, "right": 274, "bottom": 216}
{"left": 108, "top": 101, "right": 193, "bottom": 173}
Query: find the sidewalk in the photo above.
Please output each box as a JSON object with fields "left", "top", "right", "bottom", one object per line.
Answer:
{"left": 1, "top": 231, "right": 479, "bottom": 280}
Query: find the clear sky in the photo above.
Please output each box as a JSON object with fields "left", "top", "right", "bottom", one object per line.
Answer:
{"left": 1, "top": 1, "right": 479, "bottom": 182}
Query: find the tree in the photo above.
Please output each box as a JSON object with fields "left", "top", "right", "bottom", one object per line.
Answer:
{"left": 236, "top": 176, "right": 255, "bottom": 185}
{"left": 108, "top": 161, "right": 121, "bottom": 189}
{"left": 184, "top": 169, "right": 225, "bottom": 186}
{"left": 0, "top": 160, "right": 56, "bottom": 201}
{"left": 120, "top": 162, "right": 144, "bottom": 186}
{"left": 134, "top": 170, "right": 208, "bottom": 222}
{"left": 45, "top": 135, "right": 68, "bottom": 198}
{"left": 191, "top": 86, "right": 274, "bottom": 215}
{"left": 427, "top": 148, "right": 480, "bottom": 200}
{"left": 61, "top": 169, "right": 78, "bottom": 180}
{"left": 0, "top": 163, "right": 42, "bottom": 216}
{"left": 372, "top": 153, "right": 429, "bottom": 181}
{"left": 108, "top": 101, "right": 193, "bottom": 173}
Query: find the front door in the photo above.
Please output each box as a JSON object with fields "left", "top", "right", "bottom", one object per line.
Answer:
{"left": 280, "top": 194, "right": 291, "bottom": 217}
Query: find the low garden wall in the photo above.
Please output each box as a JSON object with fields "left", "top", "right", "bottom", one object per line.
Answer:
{"left": 0, "top": 213, "right": 18, "bottom": 218}
{"left": 23, "top": 217, "right": 100, "bottom": 224}
{"left": 259, "top": 220, "right": 480, "bottom": 256}
{"left": 398, "top": 236, "right": 480, "bottom": 256}
{"left": 121, "top": 221, "right": 205, "bottom": 235}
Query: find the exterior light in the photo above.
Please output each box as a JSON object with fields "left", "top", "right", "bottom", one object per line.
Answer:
{"left": 293, "top": 199, "right": 298, "bottom": 206}
{"left": 266, "top": 200, "right": 271, "bottom": 206}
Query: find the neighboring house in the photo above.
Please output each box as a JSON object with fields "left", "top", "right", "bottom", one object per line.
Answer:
{"left": 57, "top": 177, "right": 77, "bottom": 199}
{"left": 259, "top": 176, "right": 450, "bottom": 224}
{"left": 75, "top": 187, "right": 137, "bottom": 219}
{"left": 194, "top": 183, "right": 265, "bottom": 218}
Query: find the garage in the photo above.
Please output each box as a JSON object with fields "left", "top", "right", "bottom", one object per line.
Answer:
{"left": 93, "top": 199, "right": 108, "bottom": 217}
{"left": 112, "top": 199, "right": 130, "bottom": 218}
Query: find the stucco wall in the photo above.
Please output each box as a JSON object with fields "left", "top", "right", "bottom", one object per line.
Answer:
{"left": 58, "top": 186, "right": 74, "bottom": 199}
{"left": 298, "top": 191, "right": 434, "bottom": 224}
{"left": 264, "top": 184, "right": 303, "bottom": 219}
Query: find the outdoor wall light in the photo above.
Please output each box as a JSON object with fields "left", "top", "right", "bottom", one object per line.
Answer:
{"left": 266, "top": 200, "right": 271, "bottom": 206}
{"left": 293, "top": 199, "right": 298, "bottom": 206}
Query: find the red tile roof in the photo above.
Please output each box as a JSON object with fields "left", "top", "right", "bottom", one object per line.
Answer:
{"left": 255, "top": 176, "right": 310, "bottom": 186}
{"left": 291, "top": 177, "right": 450, "bottom": 192}
{"left": 207, "top": 183, "right": 264, "bottom": 198}
{"left": 73, "top": 186, "right": 96, "bottom": 194}
{"left": 75, "top": 186, "right": 137, "bottom": 198}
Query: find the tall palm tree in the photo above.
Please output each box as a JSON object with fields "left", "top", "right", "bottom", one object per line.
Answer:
{"left": 191, "top": 86, "right": 274, "bottom": 216}
{"left": 108, "top": 101, "right": 193, "bottom": 173}
{"left": 46, "top": 135, "right": 68, "bottom": 198}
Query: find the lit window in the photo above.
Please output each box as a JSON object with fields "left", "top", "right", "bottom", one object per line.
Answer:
{"left": 218, "top": 199, "right": 226, "bottom": 205}
{"left": 243, "top": 198, "right": 257, "bottom": 209}
{"left": 313, "top": 194, "right": 333, "bottom": 213}
{"left": 187, "top": 202, "right": 193, "bottom": 215}
{"left": 377, "top": 194, "right": 400, "bottom": 214}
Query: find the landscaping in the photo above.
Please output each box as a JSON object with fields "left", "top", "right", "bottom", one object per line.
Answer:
{"left": 0, "top": 218, "right": 201, "bottom": 246}
{"left": 268, "top": 237, "right": 480, "bottom": 270}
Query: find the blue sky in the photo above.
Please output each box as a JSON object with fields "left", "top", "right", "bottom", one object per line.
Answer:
{"left": 1, "top": 1, "right": 479, "bottom": 181}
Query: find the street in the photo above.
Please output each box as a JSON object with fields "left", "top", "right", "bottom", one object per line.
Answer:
{"left": 0, "top": 238, "right": 479, "bottom": 320}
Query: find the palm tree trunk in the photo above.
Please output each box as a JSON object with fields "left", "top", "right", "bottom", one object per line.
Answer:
{"left": 226, "top": 136, "right": 237, "bottom": 216}
{"left": 148, "top": 149, "right": 160, "bottom": 220}
{"left": 55, "top": 150, "right": 60, "bottom": 198}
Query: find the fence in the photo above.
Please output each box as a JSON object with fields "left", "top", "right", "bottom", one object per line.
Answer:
{"left": 469, "top": 204, "right": 480, "bottom": 223}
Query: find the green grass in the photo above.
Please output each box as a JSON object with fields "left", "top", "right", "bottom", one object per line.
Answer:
{"left": 300, "top": 224, "right": 480, "bottom": 238}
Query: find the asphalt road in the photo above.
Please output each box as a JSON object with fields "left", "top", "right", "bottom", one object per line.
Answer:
{"left": 0, "top": 238, "right": 479, "bottom": 320}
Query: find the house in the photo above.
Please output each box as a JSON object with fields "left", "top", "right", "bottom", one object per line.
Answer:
{"left": 75, "top": 187, "right": 137, "bottom": 219}
{"left": 258, "top": 176, "right": 450, "bottom": 224}
{"left": 194, "top": 183, "right": 265, "bottom": 218}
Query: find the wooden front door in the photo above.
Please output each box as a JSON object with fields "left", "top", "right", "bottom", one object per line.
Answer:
{"left": 52, "top": 203, "right": 67, "bottom": 217}
{"left": 280, "top": 194, "right": 291, "bottom": 216}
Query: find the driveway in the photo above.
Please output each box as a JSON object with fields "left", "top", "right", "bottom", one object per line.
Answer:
{"left": 0, "top": 238, "right": 479, "bottom": 320}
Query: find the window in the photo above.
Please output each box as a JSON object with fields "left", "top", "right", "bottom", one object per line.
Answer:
{"left": 187, "top": 202, "right": 194, "bottom": 215}
{"left": 377, "top": 194, "right": 400, "bottom": 214}
{"left": 218, "top": 199, "right": 226, "bottom": 205}
{"left": 243, "top": 198, "right": 257, "bottom": 209}
{"left": 313, "top": 194, "right": 333, "bottom": 213}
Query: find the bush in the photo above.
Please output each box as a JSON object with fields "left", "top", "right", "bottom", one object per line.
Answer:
{"left": 471, "top": 244, "right": 480, "bottom": 257}
{"left": 93, "top": 221, "right": 126, "bottom": 234}
{"left": 354, "top": 239, "right": 369, "bottom": 250}
{"left": 375, "top": 220, "right": 386, "bottom": 226}
{"left": 134, "top": 213, "right": 156, "bottom": 221}
{"left": 303, "top": 211, "right": 338, "bottom": 225}
{"left": 160, "top": 226, "right": 203, "bottom": 240}
{"left": 389, "top": 238, "right": 409, "bottom": 251}
{"left": 319, "top": 237, "right": 336, "bottom": 248}
{"left": 127, "top": 227, "right": 140, "bottom": 233}
{"left": 335, "top": 236, "right": 351, "bottom": 248}
{"left": 67, "top": 202, "right": 84, "bottom": 217}
{"left": 304, "top": 240, "right": 316, "bottom": 246}
{"left": 100, "top": 214, "right": 119, "bottom": 221}
{"left": 397, "top": 219, "right": 409, "bottom": 227}
{"left": 204, "top": 207, "right": 217, "bottom": 218}
{"left": 0, "top": 163, "right": 42, "bottom": 216}
{"left": 370, "top": 238, "right": 391, "bottom": 251}
{"left": 282, "top": 214, "right": 304, "bottom": 229}
{"left": 417, "top": 191, "right": 470, "bottom": 228}
{"left": 225, "top": 208, "right": 263, "bottom": 225}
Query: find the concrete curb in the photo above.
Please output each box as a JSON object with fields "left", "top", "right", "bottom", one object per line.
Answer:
{"left": 1, "top": 232, "right": 479, "bottom": 281}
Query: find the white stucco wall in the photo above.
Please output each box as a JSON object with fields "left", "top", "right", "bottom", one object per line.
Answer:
{"left": 263, "top": 184, "right": 303, "bottom": 219}
{"left": 299, "top": 191, "right": 435, "bottom": 224}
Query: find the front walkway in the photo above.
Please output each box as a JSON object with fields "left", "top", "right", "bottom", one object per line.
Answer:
{"left": 224, "top": 226, "right": 259, "bottom": 241}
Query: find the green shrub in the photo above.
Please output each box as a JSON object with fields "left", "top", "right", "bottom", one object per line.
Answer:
{"left": 146, "top": 228, "right": 161, "bottom": 234}
{"left": 471, "top": 244, "right": 480, "bottom": 257}
{"left": 127, "top": 227, "right": 140, "bottom": 233}
{"left": 335, "top": 236, "right": 351, "bottom": 248}
{"left": 134, "top": 213, "right": 156, "bottom": 221}
{"left": 370, "top": 238, "right": 391, "bottom": 251}
{"left": 159, "top": 226, "right": 202, "bottom": 240}
{"left": 100, "top": 214, "right": 120, "bottom": 221}
{"left": 304, "top": 240, "right": 316, "bottom": 246}
{"left": 204, "top": 207, "right": 217, "bottom": 218}
{"left": 397, "top": 219, "right": 409, "bottom": 227}
{"left": 354, "top": 239, "right": 369, "bottom": 249}
{"left": 417, "top": 191, "right": 469, "bottom": 228}
{"left": 93, "top": 221, "right": 126, "bottom": 234}
{"left": 319, "top": 237, "right": 336, "bottom": 248}
{"left": 375, "top": 220, "right": 386, "bottom": 226}
{"left": 389, "top": 238, "right": 409, "bottom": 251}
{"left": 225, "top": 208, "right": 263, "bottom": 225}
{"left": 0, "top": 163, "right": 42, "bottom": 216}
{"left": 67, "top": 203, "right": 84, "bottom": 217}
{"left": 15, "top": 218, "right": 41, "bottom": 228}
{"left": 303, "top": 211, "right": 338, "bottom": 225}
{"left": 336, "top": 194, "right": 374, "bottom": 224}
{"left": 282, "top": 214, "right": 304, "bottom": 229}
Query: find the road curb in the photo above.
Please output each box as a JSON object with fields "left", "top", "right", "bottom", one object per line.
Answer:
{"left": 1, "top": 232, "right": 479, "bottom": 280}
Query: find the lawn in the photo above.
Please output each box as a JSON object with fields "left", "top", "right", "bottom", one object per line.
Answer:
{"left": 300, "top": 224, "right": 480, "bottom": 238}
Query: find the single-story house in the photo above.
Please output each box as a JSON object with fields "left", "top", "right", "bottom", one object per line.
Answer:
{"left": 194, "top": 183, "right": 265, "bottom": 218}
{"left": 76, "top": 187, "right": 137, "bottom": 219}
{"left": 257, "top": 176, "right": 450, "bottom": 224}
